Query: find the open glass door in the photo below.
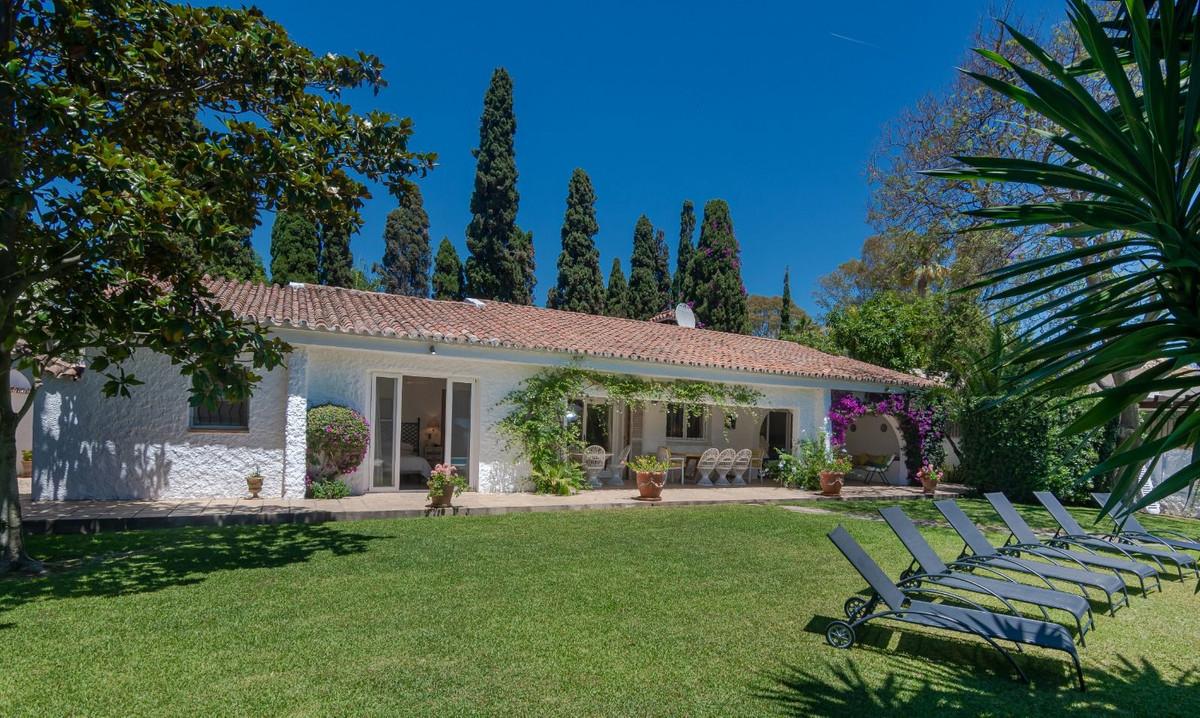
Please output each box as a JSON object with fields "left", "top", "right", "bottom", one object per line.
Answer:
{"left": 447, "top": 381, "right": 473, "bottom": 485}
{"left": 372, "top": 376, "right": 398, "bottom": 489}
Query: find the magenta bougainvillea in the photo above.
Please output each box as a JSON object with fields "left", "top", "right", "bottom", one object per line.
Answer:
{"left": 306, "top": 404, "right": 371, "bottom": 482}
{"left": 829, "top": 391, "right": 947, "bottom": 478}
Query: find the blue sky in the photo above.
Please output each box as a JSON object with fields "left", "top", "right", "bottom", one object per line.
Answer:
{"left": 240, "top": 0, "right": 1062, "bottom": 315}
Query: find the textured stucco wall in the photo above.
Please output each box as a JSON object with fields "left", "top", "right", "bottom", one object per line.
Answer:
{"left": 304, "top": 344, "right": 535, "bottom": 493}
{"left": 33, "top": 350, "right": 291, "bottom": 500}
{"left": 1143, "top": 448, "right": 1199, "bottom": 518}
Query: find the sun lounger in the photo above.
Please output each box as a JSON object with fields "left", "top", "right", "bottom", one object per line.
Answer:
{"left": 1092, "top": 492, "right": 1200, "bottom": 555}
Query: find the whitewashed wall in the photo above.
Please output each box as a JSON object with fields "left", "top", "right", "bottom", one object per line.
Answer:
{"left": 33, "top": 350, "right": 292, "bottom": 500}
{"left": 1142, "top": 448, "right": 1199, "bottom": 518}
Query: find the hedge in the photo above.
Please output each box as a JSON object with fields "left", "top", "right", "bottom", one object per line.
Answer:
{"left": 958, "top": 394, "right": 1117, "bottom": 504}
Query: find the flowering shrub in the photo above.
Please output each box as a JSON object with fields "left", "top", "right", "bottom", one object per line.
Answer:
{"left": 306, "top": 404, "right": 370, "bottom": 482}
{"left": 828, "top": 391, "right": 947, "bottom": 481}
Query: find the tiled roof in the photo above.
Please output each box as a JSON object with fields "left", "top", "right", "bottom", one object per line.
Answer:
{"left": 208, "top": 278, "right": 935, "bottom": 389}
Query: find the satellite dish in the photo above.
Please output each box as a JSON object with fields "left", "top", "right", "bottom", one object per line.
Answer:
{"left": 674, "top": 303, "right": 696, "bottom": 328}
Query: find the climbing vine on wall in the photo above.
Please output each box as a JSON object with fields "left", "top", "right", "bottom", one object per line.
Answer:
{"left": 499, "top": 362, "right": 763, "bottom": 494}
{"left": 828, "top": 391, "right": 947, "bottom": 480}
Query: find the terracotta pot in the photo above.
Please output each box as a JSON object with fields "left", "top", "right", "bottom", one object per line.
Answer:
{"left": 819, "top": 471, "right": 845, "bottom": 497}
{"left": 429, "top": 485, "right": 455, "bottom": 508}
{"left": 920, "top": 477, "right": 939, "bottom": 496}
{"left": 20, "top": 459, "right": 32, "bottom": 477}
{"left": 636, "top": 471, "right": 666, "bottom": 499}
{"left": 246, "top": 475, "right": 264, "bottom": 499}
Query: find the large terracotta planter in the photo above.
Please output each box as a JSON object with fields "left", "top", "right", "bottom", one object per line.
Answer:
{"left": 920, "top": 477, "right": 939, "bottom": 496}
{"left": 20, "top": 459, "right": 32, "bottom": 478}
{"left": 819, "top": 471, "right": 845, "bottom": 497}
{"left": 636, "top": 471, "right": 665, "bottom": 500}
{"left": 429, "top": 485, "right": 455, "bottom": 508}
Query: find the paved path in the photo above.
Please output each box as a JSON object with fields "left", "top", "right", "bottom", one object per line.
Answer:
{"left": 17, "top": 479, "right": 969, "bottom": 534}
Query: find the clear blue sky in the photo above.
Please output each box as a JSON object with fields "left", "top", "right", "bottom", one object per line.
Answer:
{"left": 241, "top": 0, "right": 1063, "bottom": 315}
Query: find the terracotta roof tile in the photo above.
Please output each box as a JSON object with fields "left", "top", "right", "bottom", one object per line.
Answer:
{"left": 208, "top": 278, "right": 935, "bottom": 389}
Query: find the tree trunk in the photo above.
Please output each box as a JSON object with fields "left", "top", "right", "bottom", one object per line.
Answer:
{"left": 0, "top": 403, "right": 37, "bottom": 573}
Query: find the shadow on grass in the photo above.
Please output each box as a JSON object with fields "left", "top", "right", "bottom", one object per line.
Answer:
{"left": 755, "top": 617, "right": 1199, "bottom": 716}
{"left": 0, "top": 523, "right": 375, "bottom": 612}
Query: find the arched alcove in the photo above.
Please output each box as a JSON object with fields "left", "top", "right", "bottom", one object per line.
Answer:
{"left": 842, "top": 413, "right": 908, "bottom": 485}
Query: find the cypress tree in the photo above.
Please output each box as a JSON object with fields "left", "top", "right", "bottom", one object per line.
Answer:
{"left": 318, "top": 226, "right": 355, "bottom": 288}
{"left": 673, "top": 199, "right": 696, "bottom": 304}
{"left": 605, "top": 258, "right": 629, "bottom": 319}
{"left": 548, "top": 169, "right": 604, "bottom": 313}
{"left": 780, "top": 266, "right": 793, "bottom": 336}
{"left": 377, "top": 185, "right": 432, "bottom": 296}
{"left": 269, "top": 211, "right": 318, "bottom": 285}
{"left": 627, "top": 215, "right": 671, "bottom": 320}
{"left": 208, "top": 231, "right": 266, "bottom": 283}
{"left": 464, "top": 68, "right": 532, "bottom": 303}
{"left": 690, "top": 199, "right": 750, "bottom": 333}
{"left": 432, "top": 237, "right": 465, "bottom": 301}
{"left": 654, "top": 227, "right": 671, "bottom": 306}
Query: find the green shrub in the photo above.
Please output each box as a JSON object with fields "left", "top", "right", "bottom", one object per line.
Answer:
{"left": 958, "top": 395, "right": 1113, "bottom": 504}
{"left": 309, "top": 478, "right": 351, "bottom": 500}
{"left": 775, "top": 433, "right": 844, "bottom": 490}
{"left": 530, "top": 460, "right": 587, "bottom": 495}
{"left": 306, "top": 404, "right": 370, "bottom": 482}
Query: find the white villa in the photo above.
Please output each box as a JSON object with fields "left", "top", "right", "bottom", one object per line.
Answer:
{"left": 31, "top": 278, "right": 932, "bottom": 501}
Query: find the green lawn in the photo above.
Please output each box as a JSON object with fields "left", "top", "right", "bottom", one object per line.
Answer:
{"left": 1, "top": 501, "right": 1198, "bottom": 716}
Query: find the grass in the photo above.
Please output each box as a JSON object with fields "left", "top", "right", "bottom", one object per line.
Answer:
{"left": 0, "top": 501, "right": 1197, "bottom": 716}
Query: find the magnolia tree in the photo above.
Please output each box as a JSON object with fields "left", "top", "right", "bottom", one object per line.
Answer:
{"left": 0, "top": 0, "right": 434, "bottom": 571}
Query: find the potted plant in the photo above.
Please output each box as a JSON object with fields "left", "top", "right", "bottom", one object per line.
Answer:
{"left": 627, "top": 454, "right": 670, "bottom": 500}
{"left": 917, "top": 464, "right": 943, "bottom": 496}
{"left": 20, "top": 449, "right": 32, "bottom": 477}
{"left": 818, "top": 452, "right": 853, "bottom": 497}
{"left": 246, "top": 470, "right": 264, "bottom": 499}
{"left": 427, "top": 463, "right": 468, "bottom": 508}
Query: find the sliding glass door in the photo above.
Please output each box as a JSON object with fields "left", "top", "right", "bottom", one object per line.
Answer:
{"left": 371, "top": 375, "right": 474, "bottom": 491}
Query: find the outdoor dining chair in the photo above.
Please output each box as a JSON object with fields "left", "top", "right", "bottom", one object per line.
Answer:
{"left": 694, "top": 448, "right": 720, "bottom": 486}
{"left": 1034, "top": 491, "right": 1198, "bottom": 580}
{"left": 749, "top": 449, "right": 765, "bottom": 482}
{"left": 934, "top": 499, "right": 1129, "bottom": 615}
{"left": 730, "top": 449, "right": 752, "bottom": 486}
{"left": 713, "top": 449, "right": 736, "bottom": 487}
{"left": 825, "top": 525, "right": 1086, "bottom": 691}
{"left": 878, "top": 506, "right": 1093, "bottom": 644}
{"left": 862, "top": 455, "right": 894, "bottom": 486}
{"left": 656, "top": 447, "right": 687, "bottom": 485}
{"left": 582, "top": 445, "right": 608, "bottom": 489}
{"left": 1092, "top": 492, "right": 1200, "bottom": 555}
{"left": 985, "top": 492, "right": 1160, "bottom": 595}
{"left": 604, "top": 445, "right": 632, "bottom": 487}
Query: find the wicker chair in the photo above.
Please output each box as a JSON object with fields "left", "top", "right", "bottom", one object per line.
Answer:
{"left": 713, "top": 449, "right": 736, "bottom": 487}
{"left": 730, "top": 449, "right": 752, "bottom": 486}
{"left": 582, "top": 445, "right": 608, "bottom": 489}
{"left": 695, "top": 448, "right": 720, "bottom": 487}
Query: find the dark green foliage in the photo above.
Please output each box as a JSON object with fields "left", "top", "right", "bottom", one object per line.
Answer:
{"left": 673, "top": 200, "right": 696, "bottom": 304}
{"left": 605, "top": 258, "right": 629, "bottom": 319}
{"left": 689, "top": 200, "right": 749, "bottom": 333}
{"left": 432, "top": 238, "right": 465, "bottom": 301}
{"left": 318, "top": 226, "right": 355, "bottom": 288}
{"left": 0, "top": 0, "right": 433, "bottom": 567}
{"left": 207, "top": 231, "right": 266, "bottom": 283}
{"left": 959, "top": 395, "right": 1111, "bottom": 504}
{"left": 377, "top": 185, "right": 431, "bottom": 296}
{"left": 548, "top": 169, "right": 604, "bottom": 313}
{"left": 780, "top": 267, "right": 793, "bottom": 336}
{"left": 464, "top": 68, "right": 532, "bottom": 303}
{"left": 269, "top": 212, "right": 318, "bottom": 285}
{"left": 626, "top": 216, "right": 671, "bottom": 320}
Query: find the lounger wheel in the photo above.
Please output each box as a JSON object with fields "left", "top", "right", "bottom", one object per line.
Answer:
{"left": 826, "top": 620, "right": 856, "bottom": 649}
{"left": 843, "top": 597, "right": 868, "bottom": 620}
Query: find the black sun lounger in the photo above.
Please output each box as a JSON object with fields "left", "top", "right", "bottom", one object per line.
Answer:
{"left": 1034, "top": 491, "right": 1198, "bottom": 580}
{"left": 1093, "top": 492, "right": 1200, "bottom": 555}
{"left": 984, "top": 492, "right": 1161, "bottom": 595}
{"left": 934, "top": 499, "right": 1128, "bottom": 615}
{"left": 826, "top": 525, "right": 1086, "bottom": 690}
{"left": 878, "top": 506, "right": 1093, "bottom": 644}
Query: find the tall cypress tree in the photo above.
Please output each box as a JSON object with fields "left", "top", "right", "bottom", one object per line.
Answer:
{"left": 673, "top": 199, "right": 696, "bottom": 304}
{"left": 464, "top": 68, "right": 532, "bottom": 303}
{"left": 548, "top": 169, "right": 604, "bottom": 313}
{"left": 627, "top": 215, "right": 670, "bottom": 320}
{"left": 269, "top": 211, "right": 318, "bottom": 285}
{"left": 780, "top": 266, "right": 793, "bottom": 336}
{"left": 690, "top": 199, "right": 750, "bottom": 333}
{"left": 432, "top": 237, "right": 465, "bottom": 301}
{"left": 653, "top": 227, "right": 671, "bottom": 306}
{"left": 318, "top": 226, "right": 355, "bottom": 288}
{"left": 208, "top": 231, "right": 266, "bottom": 283}
{"left": 376, "top": 185, "right": 432, "bottom": 296}
{"left": 605, "top": 258, "right": 629, "bottom": 319}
